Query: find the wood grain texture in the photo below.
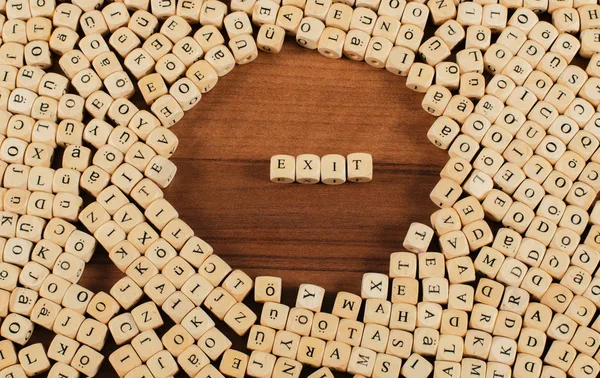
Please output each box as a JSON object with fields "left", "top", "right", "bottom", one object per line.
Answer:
{"left": 74, "top": 40, "right": 449, "bottom": 376}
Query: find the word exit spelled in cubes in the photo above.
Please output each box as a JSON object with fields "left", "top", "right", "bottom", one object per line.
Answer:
{"left": 270, "top": 153, "right": 372, "bottom": 185}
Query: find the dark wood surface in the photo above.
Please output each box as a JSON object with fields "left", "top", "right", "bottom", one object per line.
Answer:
{"left": 75, "top": 40, "right": 449, "bottom": 377}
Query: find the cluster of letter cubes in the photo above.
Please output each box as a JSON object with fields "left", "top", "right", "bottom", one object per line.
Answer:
{"left": 270, "top": 153, "right": 373, "bottom": 185}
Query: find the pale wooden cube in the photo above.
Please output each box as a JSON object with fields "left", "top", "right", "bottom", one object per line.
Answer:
{"left": 62, "top": 283, "right": 94, "bottom": 315}
{"left": 457, "top": 2, "right": 482, "bottom": 26}
{"left": 141, "top": 33, "right": 173, "bottom": 62}
{"left": 150, "top": 94, "right": 184, "bottom": 127}
{"left": 247, "top": 351, "right": 277, "bottom": 377}
{"left": 172, "top": 36, "right": 204, "bottom": 67}
{"left": 290, "top": 154, "right": 321, "bottom": 184}
{"left": 321, "top": 154, "right": 346, "bottom": 185}
{"left": 1, "top": 313, "right": 34, "bottom": 345}
{"left": 395, "top": 24, "right": 424, "bottom": 53}
{"left": 199, "top": 0, "right": 228, "bottom": 28}
{"left": 318, "top": 27, "right": 345, "bottom": 59}
{"left": 385, "top": 46, "right": 415, "bottom": 76}
{"left": 52, "top": 308, "right": 85, "bottom": 345}
{"left": 49, "top": 26, "right": 79, "bottom": 56}
{"left": 102, "top": 2, "right": 130, "bottom": 33}
{"left": 47, "top": 363, "right": 80, "bottom": 378}
{"left": 185, "top": 59, "right": 219, "bottom": 93}
{"left": 204, "top": 287, "right": 236, "bottom": 320}
{"left": 257, "top": 24, "right": 285, "bottom": 53}
{"left": 329, "top": 292, "right": 361, "bottom": 321}
{"left": 296, "top": 336, "right": 325, "bottom": 368}
{"left": 138, "top": 73, "right": 168, "bottom": 105}
{"left": 325, "top": 3, "right": 352, "bottom": 32}
{"left": 143, "top": 155, "right": 176, "bottom": 189}
{"left": 372, "top": 15, "right": 400, "bottom": 43}
{"left": 39, "top": 274, "right": 72, "bottom": 305}
{"left": 282, "top": 312, "right": 311, "bottom": 337}
{"left": 406, "top": 63, "right": 434, "bottom": 93}
{"left": 231, "top": 0, "right": 257, "bottom": 14}
{"left": 391, "top": 277, "right": 419, "bottom": 304}
{"left": 142, "top": 274, "right": 175, "bottom": 307}
{"left": 422, "top": 85, "right": 452, "bottom": 116}
{"left": 9, "top": 287, "right": 38, "bottom": 316}
{"left": 109, "top": 345, "right": 143, "bottom": 377}
{"left": 403, "top": 222, "right": 434, "bottom": 253}
{"left": 365, "top": 36, "right": 392, "bottom": 68}
{"left": 177, "top": 345, "right": 210, "bottom": 377}
{"left": 0, "top": 65, "right": 18, "bottom": 91}
{"left": 8, "top": 88, "right": 37, "bottom": 117}
{"left": 276, "top": 6, "right": 303, "bottom": 35}
{"left": 296, "top": 17, "right": 325, "bottom": 50}
{"left": 160, "top": 16, "right": 192, "bottom": 43}
{"left": 104, "top": 71, "right": 135, "bottom": 100}
{"left": 161, "top": 324, "right": 194, "bottom": 358}
{"left": 91, "top": 51, "right": 123, "bottom": 81}
{"left": 110, "top": 275, "right": 144, "bottom": 311}
{"left": 418, "top": 36, "right": 451, "bottom": 66}
{"left": 71, "top": 345, "right": 104, "bottom": 377}
{"left": 204, "top": 45, "right": 235, "bottom": 77}
{"left": 335, "top": 319, "right": 364, "bottom": 347}
{"left": 221, "top": 269, "right": 253, "bottom": 302}
{"left": 434, "top": 20, "right": 464, "bottom": 51}
{"left": 252, "top": 0, "right": 280, "bottom": 26}
{"left": 505, "top": 6, "right": 537, "bottom": 32}
{"left": 401, "top": 353, "right": 432, "bottom": 378}
{"left": 430, "top": 177, "right": 463, "bottom": 208}
{"left": 18, "top": 343, "right": 50, "bottom": 376}
{"left": 0, "top": 340, "right": 18, "bottom": 371}
{"left": 427, "top": 0, "right": 456, "bottom": 26}
{"left": 304, "top": 0, "right": 331, "bottom": 21}
{"left": 198, "top": 327, "right": 232, "bottom": 360}
{"left": 29, "top": 100, "right": 57, "bottom": 127}
{"left": 130, "top": 179, "right": 164, "bottom": 212}
{"left": 270, "top": 154, "right": 295, "bottom": 183}
{"left": 224, "top": 302, "right": 257, "bottom": 336}
{"left": 194, "top": 25, "right": 225, "bottom": 54}
{"left": 177, "top": 0, "right": 203, "bottom": 21}
{"left": 347, "top": 7, "right": 375, "bottom": 35}
{"left": 435, "top": 62, "right": 460, "bottom": 90}
{"left": 440, "top": 155, "right": 472, "bottom": 184}
{"left": 19, "top": 261, "right": 51, "bottom": 291}
{"left": 57, "top": 95, "right": 85, "bottom": 124}
{"left": 218, "top": 349, "right": 248, "bottom": 378}
{"left": 529, "top": 22, "right": 559, "bottom": 54}
{"left": 107, "top": 28, "right": 141, "bottom": 58}
{"left": 297, "top": 284, "right": 325, "bottom": 312}
{"left": 130, "top": 330, "right": 163, "bottom": 363}
{"left": 70, "top": 69, "right": 103, "bottom": 99}
{"left": 1, "top": 19, "right": 23, "bottom": 44}
{"left": 85, "top": 291, "right": 120, "bottom": 325}
{"left": 24, "top": 41, "right": 52, "bottom": 69}
{"left": 444, "top": 95, "right": 475, "bottom": 124}
{"left": 361, "top": 272, "right": 388, "bottom": 299}
{"left": 108, "top": 312, "right": 140, "bottom": 347}
{"left": 342, "top": 29, "right": 370, "bottom": 61}
{"left": 76, "top": 318, "right": 109, "bottom": 351}
{"left": 568, "top": 354, "right": 599, "bottom": 378}
{"left": 247, "top": 325, "right": 276, "bottom": 353}
{"left": 155, "top": 53, "right": 186, "bottom": 85}
{"left": 123, "top": 48, "right": 155, "bottom": 80}
{"left": 346, "top": 152, "right": 372, "bottom": 183}
{"left": 128, "top": 10, "right": 159, "bottom": 40}
{"left": 254, "top": 276, "right": 282, "bottom": 303}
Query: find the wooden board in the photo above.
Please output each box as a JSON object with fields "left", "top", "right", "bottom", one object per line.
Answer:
{"left": 76, "top": 40, "right": 448, "bottom": 376}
